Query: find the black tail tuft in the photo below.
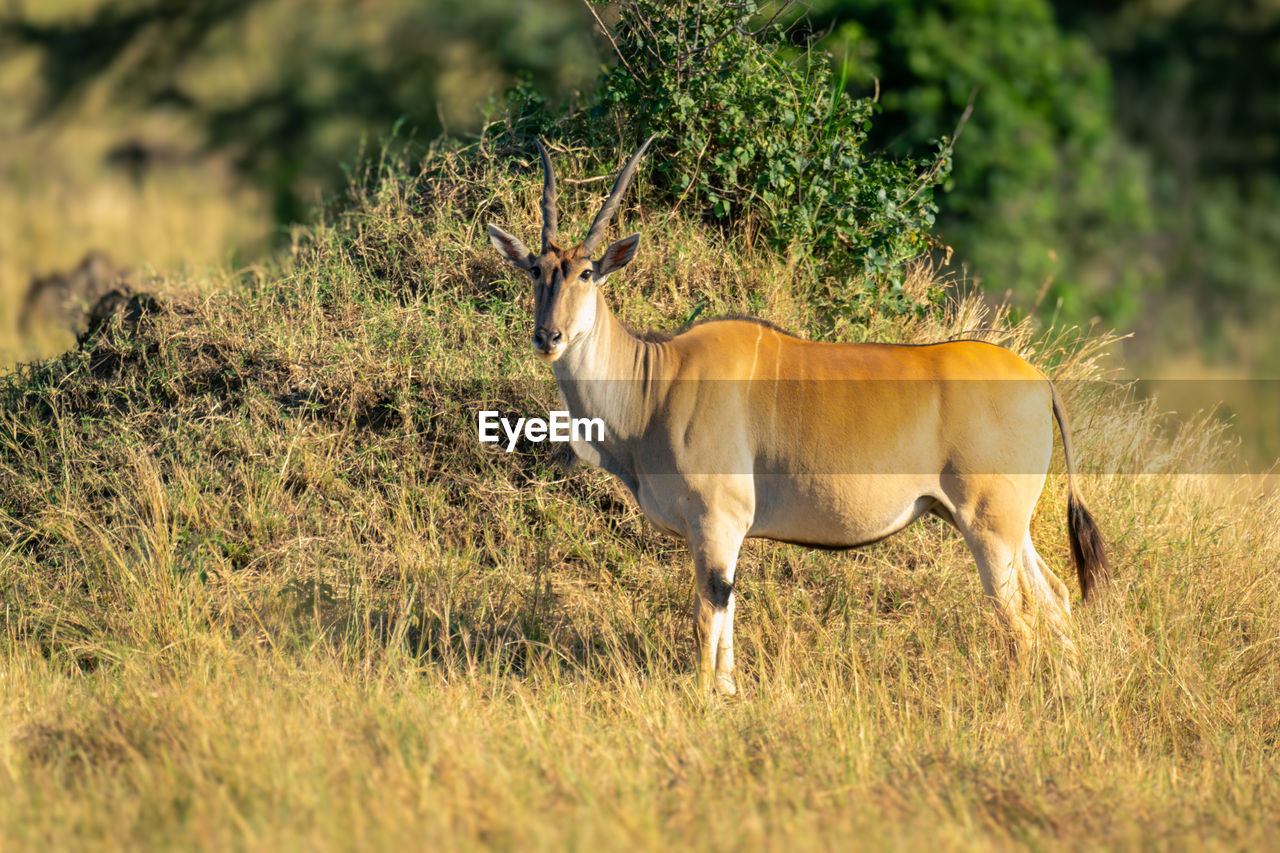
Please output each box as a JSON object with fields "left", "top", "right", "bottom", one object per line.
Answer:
{"left": 1067, "top": 492, "right": 1110, "bottom": 601}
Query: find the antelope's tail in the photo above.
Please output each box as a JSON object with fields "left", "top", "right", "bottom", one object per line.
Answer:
{"left": 1050, "top": 382, "right": 1111, "bottom": 601}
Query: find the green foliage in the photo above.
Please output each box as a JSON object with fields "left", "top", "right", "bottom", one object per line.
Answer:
{"left": 509, "top": 1, "right": 952, "bottom": 328}
{"left": 802, "top": 0, "right": 1158, "bottom": 323}
{"left": 1054, "top": 0, "right": 1280, "bottom": 364}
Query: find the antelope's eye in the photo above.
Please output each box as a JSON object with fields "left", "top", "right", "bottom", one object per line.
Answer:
{"left": 530, "top": 265, "right": 541, "bottom": 278}
{"left": 579, "top": 268, "right": 592, "bottom": 280}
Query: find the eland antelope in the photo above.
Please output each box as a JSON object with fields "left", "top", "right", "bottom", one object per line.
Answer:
{"left": 487, "top": 138, "right": 1109, "bottom": 695}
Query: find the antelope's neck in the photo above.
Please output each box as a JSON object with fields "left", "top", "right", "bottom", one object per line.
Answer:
{"left": 552, "top": 289, "right": 662, "bottom": 441}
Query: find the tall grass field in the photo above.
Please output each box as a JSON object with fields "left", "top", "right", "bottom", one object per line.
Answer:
{"left": 1, "top": 145, "right": 1278, "bottom": 850}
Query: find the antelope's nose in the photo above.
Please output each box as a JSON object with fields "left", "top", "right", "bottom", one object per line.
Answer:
{"left": 533, "top": 327, "right": 563, "bottom": 352}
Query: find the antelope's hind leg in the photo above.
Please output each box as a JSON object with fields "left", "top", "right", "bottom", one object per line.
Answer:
{"left": 689, "top": 529, "right": 745, "bottom": 696}
{"left": 956, "top": 518, "right": 1035, "bottom": 658}
{"left": 1020, "top": 533, "right": 1077, "bottom": 656}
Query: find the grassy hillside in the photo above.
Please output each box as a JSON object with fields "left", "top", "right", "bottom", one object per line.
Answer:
{"left": 1, "top": 145, "right": 1278, "bottom": 849}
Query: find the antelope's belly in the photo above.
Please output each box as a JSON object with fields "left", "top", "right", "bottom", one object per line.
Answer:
{"left": 747, "top": 473, "right": 938, "bottom": 547}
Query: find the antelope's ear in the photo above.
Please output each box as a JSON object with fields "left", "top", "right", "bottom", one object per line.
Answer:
{"left": 487, "top": 224, "right": 533, "bottom": 271}
{"left": 595, "top": 233, "right": 641, "bottom": 279}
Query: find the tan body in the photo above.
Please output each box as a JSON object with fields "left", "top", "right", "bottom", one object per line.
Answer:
{"left": 489, "top": 140, "right": 1108, "bottom": 694}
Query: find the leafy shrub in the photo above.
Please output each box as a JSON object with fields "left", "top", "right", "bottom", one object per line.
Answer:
{"left": 800, "top": 0, "right": 1158, "bottom": 323}
{"left": 505, "top": 0, "right": 954, "bottom": 328}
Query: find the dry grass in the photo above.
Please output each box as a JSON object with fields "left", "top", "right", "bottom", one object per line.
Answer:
{"left": 1, "top": 147, "right": 1278, "bottom": 850}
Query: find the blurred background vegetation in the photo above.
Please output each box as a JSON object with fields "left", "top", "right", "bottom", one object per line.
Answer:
{"left": 801, "top": 0, "right": 1280, "bottom": 371}
{"left": 1, "top": 1, "right": 1276, "bottom": 380}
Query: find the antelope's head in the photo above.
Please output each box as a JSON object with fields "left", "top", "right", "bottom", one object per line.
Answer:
{"left": 488, "top": 137, "right": 653, "bottom": 362}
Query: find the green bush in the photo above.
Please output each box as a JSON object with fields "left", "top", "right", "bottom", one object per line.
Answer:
{"left": 505, "top": 0, "right": 953, "bottom": 329}
{"left": 801, "top": 0, "right": 1158, "bottom": 324}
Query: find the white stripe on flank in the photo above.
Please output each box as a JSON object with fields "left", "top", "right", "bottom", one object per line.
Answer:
{"left": 748, "top": 324, "right": 763, "bottom": 380}
{"left": 771, "top": 336, "right": 781, "bottom": 439}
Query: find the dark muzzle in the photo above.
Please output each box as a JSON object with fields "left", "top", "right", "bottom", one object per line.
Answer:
{"left": 533, "top": 327, "right": 563, "bottom": 353}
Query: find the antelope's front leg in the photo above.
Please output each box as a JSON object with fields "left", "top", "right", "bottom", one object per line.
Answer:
{"left": 690, "top": 534, "right": 743, "bottom": 696}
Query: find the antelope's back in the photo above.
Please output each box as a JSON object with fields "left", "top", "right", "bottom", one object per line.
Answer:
{"left": 670, "top": 321, "right": 1055, "bottom": 480}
